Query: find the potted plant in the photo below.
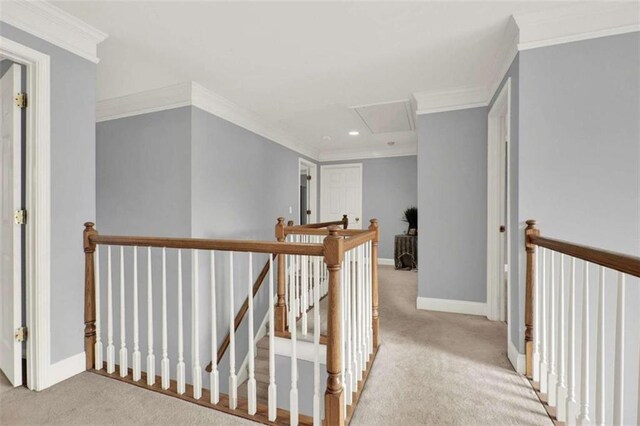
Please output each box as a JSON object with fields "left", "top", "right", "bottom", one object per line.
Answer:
{"left": 402, "top": 207, "right": 418, "bottom": 235}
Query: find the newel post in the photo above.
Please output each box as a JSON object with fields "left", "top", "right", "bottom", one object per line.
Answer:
{"left": 275, "top": 217, "right": 287, "bottom": 332}
{"left": 342, "top": 214, "right": 349, "bottom": 229}
{"left": 524, "top": 219, "right": 539, "bottom": 378}
{"left": 324, "top": 226, "right": 345, "bottom": 425}
{"left": 369, "top": 219, "right": 380, "bottom": 349}
{"left": 83, "top": 222, "right": 98, "bottom": 370}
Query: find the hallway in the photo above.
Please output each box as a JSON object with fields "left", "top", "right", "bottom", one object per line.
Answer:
{"left": 1, "top": 266, "right": 551, "bottom": 425}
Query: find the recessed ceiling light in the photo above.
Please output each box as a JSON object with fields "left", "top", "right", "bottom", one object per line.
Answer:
{"left": 348, "top": 130, "right": 360, "bottom": 136}
{"left": 387, "top": 141, "right": 396, "bottom": 146}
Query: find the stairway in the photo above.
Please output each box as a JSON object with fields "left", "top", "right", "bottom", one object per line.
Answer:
{"left": 237, "top": 337, "right": 270, "bottom": 406}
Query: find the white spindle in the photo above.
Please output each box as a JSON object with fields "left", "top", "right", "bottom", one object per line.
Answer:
{"left": 540, "top": 248, "right": 549, "bottom": 394}
{"left": 193, "top": 250, "right": 202, "bottom": 400}
{"left": 350, "top": 250, "right": 358, "bottom": 390}
{"left": 229, "top": 252, "right": 238, "bottom": 409}
{"left": 367, "top": 241, "right": 373, "bottom": 355}
{"left": 147, "top": 247, "right": 155, "bottom": 386}
{"left": 177, "top": 250, "right": 186, "bottom": 394}
{"left": 344, "top": 249, "right": 353, "bottom": 405}
{"left": 577, "top": 262, "right": 591, "bottom": 425}
{"left": 119, "top": 247, "right": 128, "bottom": 377}
{"left": 106, "top": 246, "right": 115, "bottom": 374}
{"left": 268, "top": 255, "right": 277, "bottom": 421}
{"left": 566, "top": 257, "right": 578, "bottom": 426}
{"left": 533, "top": 246, "right": 540, "bottom": 382}
{"left": 302, "top": 249, "right": 308, "bottom": 336}
{"left": 210, "top": 251, "right": 219, "bottom": 404}
{"left": 549, "top": 252, "right": 558, "bottom": 407}
{"left": 595, "top": 266, "right": 605, "bottom": 426}
{"left": 161, "top": 248, "right": 169, "bottom": 389}
{"left": 313, "top": 252, "right": 321, "bottom": 426}
{"left": 357, "top": 246, "right": 364, "bottom": 380}
{"left": 95, "top": 246, "right": 103, "bottom": 370}
{"left": 290, "top": 249, "right": 299, "bottom": 426}
{"left": 132, "top": 247, "right": 141, "bottom": 381}
{"left": 247, "top": 253, "right": 257, "bottom": 415}
{"left": 557, "top": 254, "right": 567, "bottom": 421}
{"left": 613, "top": 273, "right": 625, "bottom": 426}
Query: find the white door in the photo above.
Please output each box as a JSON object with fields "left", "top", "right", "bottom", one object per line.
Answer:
{"left": 320, "top": 164, "right": 363, "bottom": 229}
{"left": 0, "top": 63, "right": 23, "bottom": 386}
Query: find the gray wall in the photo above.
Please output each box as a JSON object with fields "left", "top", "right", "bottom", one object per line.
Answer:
{"left": 0, "top": 23, "right": 97, "bottom": 363}
{"left": 416, "top": 107, "right": 488, "bottom": 303}
{"left": 321, "top": 156, "right": 418, "bottom": 259}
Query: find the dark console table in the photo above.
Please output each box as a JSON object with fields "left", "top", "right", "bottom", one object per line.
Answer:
{"left": 394, "top": 234, "right": 418, "bottom": 270}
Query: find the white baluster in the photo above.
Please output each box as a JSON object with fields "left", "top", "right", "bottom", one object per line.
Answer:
{"left": 290, "top": 248, "right": 299, "bottom": 426}
{"left": 147, "top": 247, "right": 155, "bottom": 386}
{"left": 566, "top": 257, "right": 578, "bottom": 426}
{"left": 132, "top": 248, "right": 141, "bottom": 381}
{"left": 313, "top": 252, "right": 321, "bottom": 426}
{"left": 344, "top": 250, "right": 353, "bottom": 405}
{"left": 95, "top": 246, "right": 103, "bottom": 370}
{"left": 357, "top": 246, "right": 364, "bottom": 380}
{"left": 533, "top": 246, "right": 540, "bottom": 383}
{"left": 161, "top": 248, "right": 169, "bottom": 389}
{"left": 366, "top": 242, "right": 373, "bottom": 356}
{"left": 595, "top": 266, "right": 605, "bottom": 426}
{"left": 229, "top": 252, "right": 237, "bottom": 409}
{"left": 613, "top": 273, "right": 625, "bottom": 426}
{"left": 119, "top": 247, "right": 128, "bottom": 377}
{"left": 193, "top": 250, "right": 202, "bottom": 399}
{"left": 247, "top": 253, "right": 257, "bottom": 415}
{"left": 549, "top": 252, "right": 558, "bottom": 406}
{"left": 577, "top": 262, "right": 591, "bottom": 425}
{"left": 268, "top": 255, "right": 277, "bottom": 421}
{"left": 557, "top": 254, "right": 568, "bottom": 421}
{"left": 302, "top": 249, "right": 308, "bottom": 336}
{"left": 176, "top": 250, "right": 186, "bottom": 394}
{"left": 540, "top": 248, "right": 549, "bottom": 393}
{"left": 106, "top": 246, "right": 115, "bottom": 374}
{"left": 210, "top": 251, "right": 219, "bottom": 404}
{"left": 350, "top": 250, "right": 358, "bottom": 390}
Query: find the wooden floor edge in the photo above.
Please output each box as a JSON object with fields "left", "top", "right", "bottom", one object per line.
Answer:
{"left": 345, "top": 345, "right": 380, "bottom": 425}
{"left": 90, "top": 364, "right": 313, "bottom": 426}
{"left": 526, "top": 378, "right": 561, "bottom": 426}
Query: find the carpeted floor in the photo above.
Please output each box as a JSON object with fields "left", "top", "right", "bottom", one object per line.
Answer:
{"left": 0, "top": 266, "right": 551, "bottom": 425}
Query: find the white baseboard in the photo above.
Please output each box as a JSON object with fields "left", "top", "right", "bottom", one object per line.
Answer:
{"left": 378, "top": 258, "right": 394, "bottom": 266}
{"left": 416, "top": 297, "right": 487, "bottom": 316}
{"left": 508, "top": 339, "right": 526, "bottom": 374}
{"left": 46, "top": 352, "right": 86, "bottom": 388}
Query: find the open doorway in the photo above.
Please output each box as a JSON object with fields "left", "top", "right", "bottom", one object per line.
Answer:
{"left": 487, "top": 78, "right": 511, "bottom": 326}
{"left": 298, "top": 158, "right": 317, "bottom": 225}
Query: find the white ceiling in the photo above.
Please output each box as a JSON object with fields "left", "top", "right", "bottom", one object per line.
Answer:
{"left": 52, "top": 1, "right": 583, "bottom": 158}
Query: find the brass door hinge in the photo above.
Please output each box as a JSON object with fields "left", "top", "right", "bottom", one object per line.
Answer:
{"left": 15, "top": 327, "right": 27, "bottom": 342}
{"left": 14, "top": 209, "right": 27, "bottom": 225}
{"left": 15, "top": 92, "right": 27, "bottom": 108}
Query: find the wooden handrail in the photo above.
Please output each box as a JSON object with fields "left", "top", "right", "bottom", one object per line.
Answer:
{"left": 343, "top": 230, "right": 377, "bottom": 251}
{"left": 288, "top": 214, "right": 348, "bottom": 230}
{"left": 284, "top": 227, "right": 364, "bottom": 236}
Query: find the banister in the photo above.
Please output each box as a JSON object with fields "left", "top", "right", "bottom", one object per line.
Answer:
{"left": 343, "top": 230, "right": 377, "bottom": 251}
{"left": 288, "top": 214, "right": 348, "bottom": 230}
{"left": 284, "top": 227, "right": 365, "bottom": 236}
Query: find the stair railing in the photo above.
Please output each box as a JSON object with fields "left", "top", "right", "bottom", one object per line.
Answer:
{"left": 524, "top": 220, "right": 640, "bottom": 425}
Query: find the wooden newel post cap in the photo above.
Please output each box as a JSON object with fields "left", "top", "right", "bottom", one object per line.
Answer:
{"left": 525, "top": 219, "right": 537, "bottom": 229}
{"left": 525, "top": 219, "right": 539, "bottom": 250}
{"left": 84, "top": 222, "right": 95, "bottom": 230}
{"left": 324, "top": 225, "right": 344, "bottom": 265}
{"left": 275, "top": 217, "right": 286, "bottom": 241}
{"left": 83, "top": 222, "right": 97, "bottom": 252}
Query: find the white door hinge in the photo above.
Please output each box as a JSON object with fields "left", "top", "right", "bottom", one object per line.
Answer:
{"left": 15, "top": 327, "right": 27, "bottom": 342}
{"left": 14, "top": 209, "right": 27, "bottom": 225}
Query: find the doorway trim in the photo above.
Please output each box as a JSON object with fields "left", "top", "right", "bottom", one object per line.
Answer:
{"left": 1, "top": 36, "right": 51, "bottom": 391}
{"left": 298, "top": 158, "right": 317, "bottom": 224}
{"left": 486, "top": 78, "right": 511, "bottom": 326}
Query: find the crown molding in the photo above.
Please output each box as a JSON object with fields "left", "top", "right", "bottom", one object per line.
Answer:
{"left": 0, "top": 0, "right": 107, "bottom": 63}
{"left": 318, "top": 143, "right": 416, "bottom": 162}
{"left": 513, "top": 2, "right": 640, "bottom": 51}
{"left": 97, "top": 82, "right": 319, "bottom": 160}
{"left": 486, "top": 16, "right": 519, "bottom": 105}
{"left": 413, "top": 86, "right": 488, "bottom": 116}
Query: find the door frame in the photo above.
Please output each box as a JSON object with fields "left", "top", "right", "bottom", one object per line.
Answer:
{"left": 486, "top": 78, "right": 511, "bottom": 326}
{"left": 1, "top": 36, "right": 51, "bottom": 391}
{"left": 298, "top": 158, "right": 317, "bottom": 224}
{"left": 320, "top": 163, "right": 363, "bottom": 227}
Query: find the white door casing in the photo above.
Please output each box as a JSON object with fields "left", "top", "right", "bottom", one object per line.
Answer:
{"left": 320, "top": 163, "right": 363, "bottom": 229}
{"left": 299, "top": 158, "right": 317, "bottom": 225}
{"left": 0, "top": 63, "right": 23, "bottom": 387}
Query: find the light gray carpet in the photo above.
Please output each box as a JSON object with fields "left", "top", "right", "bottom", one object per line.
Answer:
{"left": 0, "top": 266, "right": 550, "bottom": 425}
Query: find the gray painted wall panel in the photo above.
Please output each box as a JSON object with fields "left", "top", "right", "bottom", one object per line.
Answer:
{"left": 417, "top": 107, "right": 488, "bottom": 303}
{"left": 0, "top": 23, "right": 97, "bottom": 363}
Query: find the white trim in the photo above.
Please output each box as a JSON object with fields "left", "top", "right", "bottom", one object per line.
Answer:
{"left": 0, "top": 0, "right": 107, "bottom": 63}
{"left": 46, "top": 352, "right": 86, "bottom": 387}
{"left": 508, "top": 339, "right": 526, "bottom": 375}
{"left": 274, "top": 337, "right": 326, "bottom": 364}
{"left": 413, "top": 86, "right": 488, "bottom": 116}
{"left": 416, "top": 297, "right": 487, "bottom": 317}
{"left": 96, "top": 82, "right": 319, "bottom": 160}
{"left": 1, "top": 36, "right": 52, "bottom": 392}
{"left": 318, "top": 145, "right": 417, "bottom": 162}
{"left": 298, "top": 158, "right": 317, "bottom": 224}
{"left": 378, "top": 258, "right": 394, "bottom": 266}
{"left": 517, "top": 24, "right": 640, "bottom": 51}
